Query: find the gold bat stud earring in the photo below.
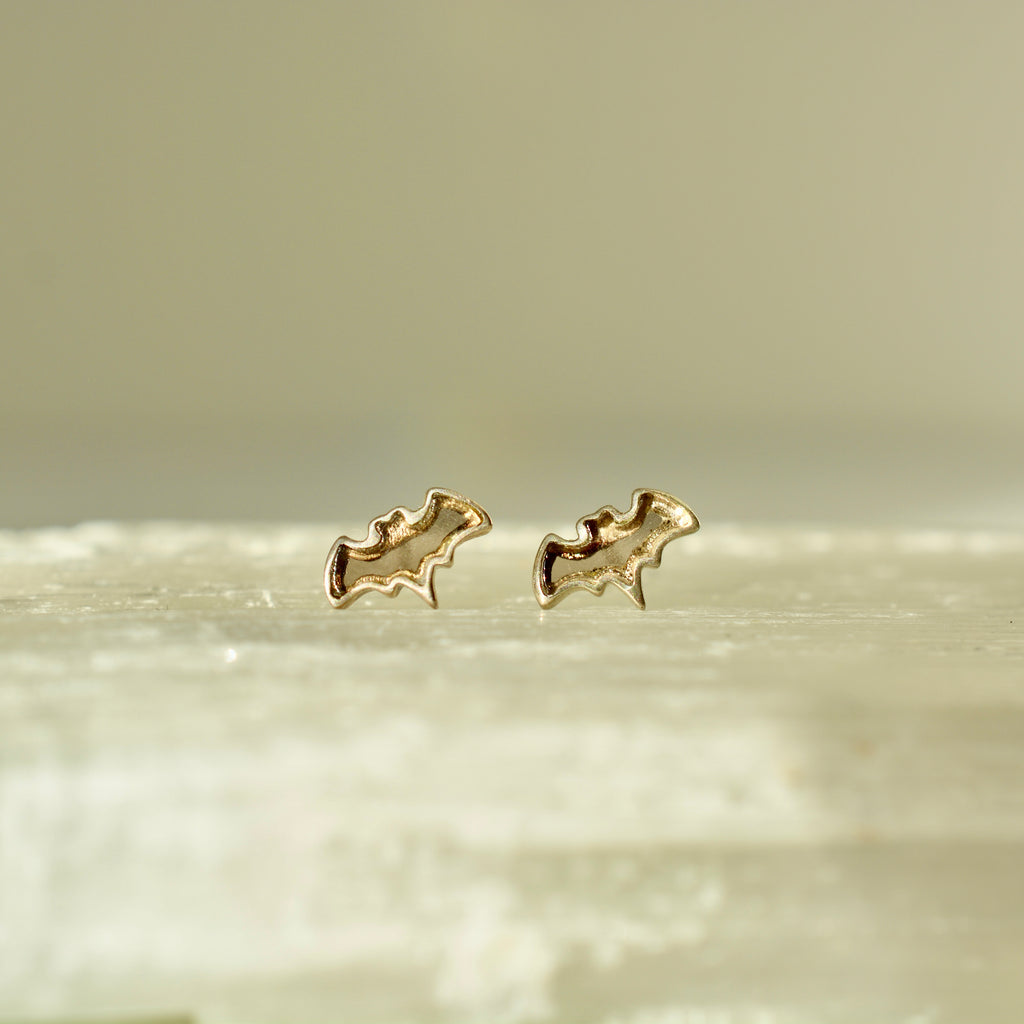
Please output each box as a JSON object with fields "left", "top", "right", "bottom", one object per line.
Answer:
{"left": 533, "top": 488, "right": 699, "bottom": 610}
{"left": 324, "top": 488, "right": 492, "bottom": 608}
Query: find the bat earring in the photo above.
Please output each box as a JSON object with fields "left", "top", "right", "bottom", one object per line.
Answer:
{"left": 324, "top": 488, "right": 492, "bottom": 608}
{"left": 532, "top": 488, "right": 699, "bottom": 610}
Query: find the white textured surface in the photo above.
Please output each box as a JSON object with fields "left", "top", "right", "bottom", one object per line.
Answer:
{"left": 1, "top": 522, "right": 1023, "bottom": 1023}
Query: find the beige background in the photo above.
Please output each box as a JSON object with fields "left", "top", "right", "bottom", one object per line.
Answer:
{"left": 2, "top": 2, "right": 1022, "bottom": 527}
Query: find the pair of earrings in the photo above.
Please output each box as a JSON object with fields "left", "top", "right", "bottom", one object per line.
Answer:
{"left": 325, "top": 487, "right": 699, "bottom": 611}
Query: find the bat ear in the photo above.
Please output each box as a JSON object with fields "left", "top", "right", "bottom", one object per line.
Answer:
{"left": 679, "top": 505, "right": 700, "bottom": 533}
{"left": 671, "top": 500, "right": 699, "bottom": 534}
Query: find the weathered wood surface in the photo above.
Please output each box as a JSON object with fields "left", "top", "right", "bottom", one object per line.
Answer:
{"left": 1, "top": 522, "right": 1022, "bottom": 1023}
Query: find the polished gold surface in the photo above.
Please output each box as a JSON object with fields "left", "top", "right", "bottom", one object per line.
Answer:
{"left": 534, "top": 489, "right": 699, "bottom": 609}
{"left": 324, "top": 488, "right": 491, "bottom": 608}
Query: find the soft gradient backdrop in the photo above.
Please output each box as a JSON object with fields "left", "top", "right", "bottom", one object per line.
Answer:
{"left": 2, "top": 2, "right": 1022, "bottom": 527}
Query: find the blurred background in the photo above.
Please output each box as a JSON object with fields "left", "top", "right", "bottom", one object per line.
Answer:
{"left": 2, "top": 1, "right": 1022, "bottom": 529}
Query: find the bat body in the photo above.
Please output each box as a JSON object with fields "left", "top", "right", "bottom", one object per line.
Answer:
{"left": 325, "top": 488, "right": 491, "bottom": 608}
{"left": 533, "top": 489, "right": 699, "bottom": 609}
